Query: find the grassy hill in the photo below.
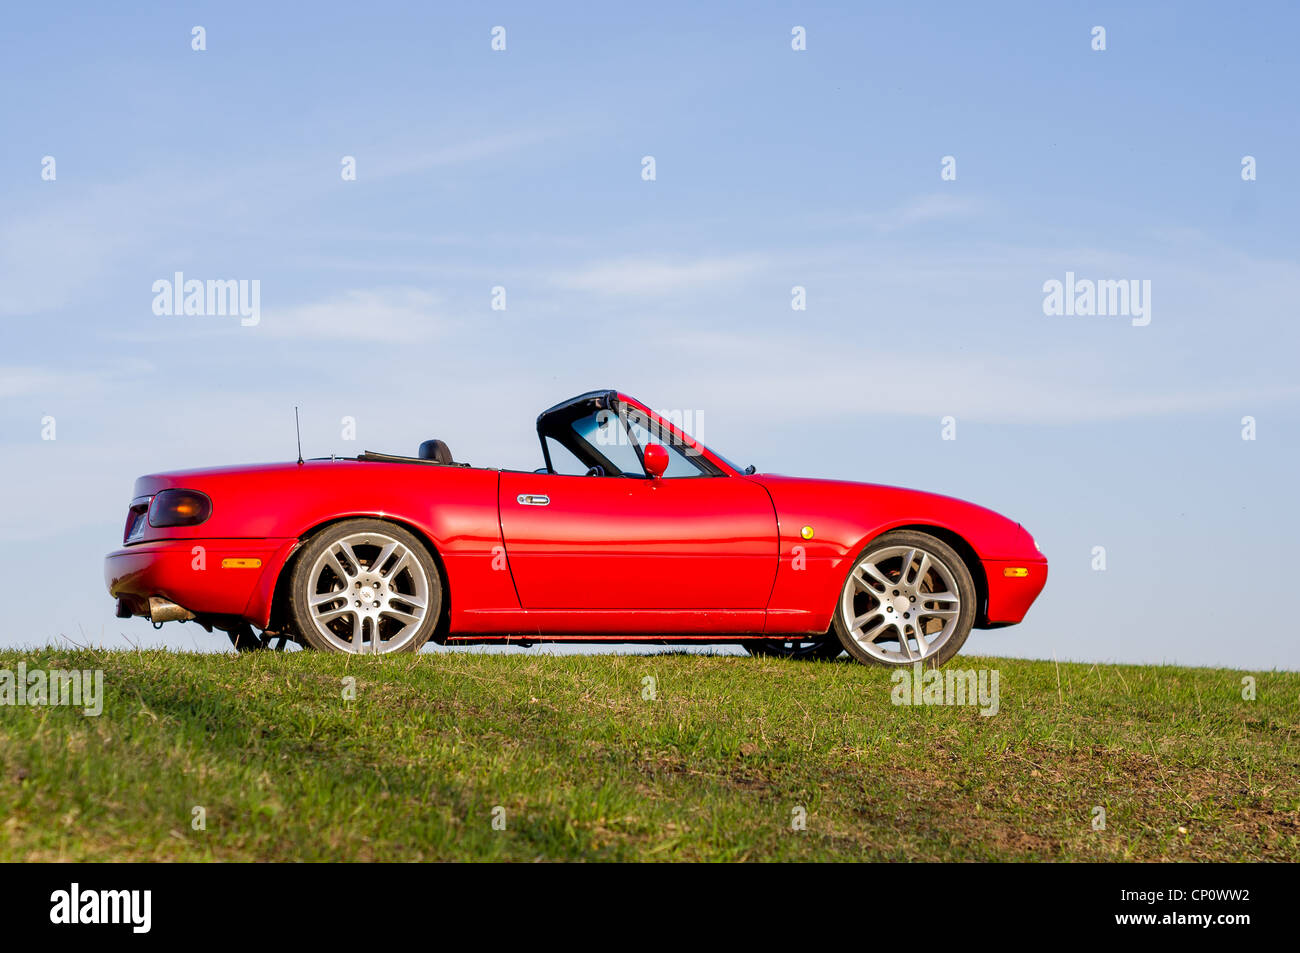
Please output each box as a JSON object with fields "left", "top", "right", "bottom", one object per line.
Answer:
{"left": 1, "top": 648, "right": 1296, "bottom": 861}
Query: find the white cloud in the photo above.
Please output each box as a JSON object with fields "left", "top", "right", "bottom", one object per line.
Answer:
{"left": 0, "top": 366, "right": 77, "bottom": 399}
{"left": 0, "top": 127, "right": 557, "bottom": 320}
{"left": 0, "top": 360, "right": 153, "bottom": 400}
{"left": 366, "top": 129, "right": 556, "bottom": 179}
{"left": 255, "top": 287, "right": 445, "bottom": 340}
{"left": 637, "top": 330, "right": 1300, "bottom": 425}
{"left": 0, "top": 203, "right": 117, "bottom": 317}
{"left": 551, "top": 255, "right": 761, "bottom": 295}
{"left": 892, "top": 193, "right": 987, "bottom": 227}
{"left": 815, "top": 193, "right": 989, "bottom": 232}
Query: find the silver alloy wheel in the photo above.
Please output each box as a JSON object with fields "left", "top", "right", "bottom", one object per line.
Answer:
{"left": 839, "top": 545, "right": 962, "bottom": 664}
{"left": 304, "top": 531, "right": 430, "bottom": 654}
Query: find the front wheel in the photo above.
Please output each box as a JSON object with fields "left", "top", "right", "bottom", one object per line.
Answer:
{"left": 831, "top": 530, "right": 976, "bottom": 668}
{"left": 226, "top": 623, "right": 298, "bottom": 652}
{"left": 288, "top": 519, "right": 443, "bottom": 654}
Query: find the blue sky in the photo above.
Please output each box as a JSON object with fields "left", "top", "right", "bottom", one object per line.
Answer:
{"left": 1, "top": 2, "right": 1297, "bottom": 668}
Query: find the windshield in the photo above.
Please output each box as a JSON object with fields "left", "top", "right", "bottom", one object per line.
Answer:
{"left": 536, "top": 394, "right": 748, "bottom": 476}
{"left": 616, "top": 403, "right": 750, "bottom": 474}
{"left": 541, "top": 407, "right": 719, "bottom": 477}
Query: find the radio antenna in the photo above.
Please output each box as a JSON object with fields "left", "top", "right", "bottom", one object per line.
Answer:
{"left": 294, "top": 406, "right": 304, "bottom": 465}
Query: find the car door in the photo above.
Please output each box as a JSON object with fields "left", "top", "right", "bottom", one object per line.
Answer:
{"left": 498, "top": 470, "right": 778, "bottom": 613}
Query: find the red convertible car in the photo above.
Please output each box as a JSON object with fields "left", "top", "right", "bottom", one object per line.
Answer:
{"left": 105, "top": 390, "right": 1046, "bottom": 666}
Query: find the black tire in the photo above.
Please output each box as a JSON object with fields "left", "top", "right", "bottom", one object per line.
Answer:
{"left": 831, "top": 530, "right": 976, "bottom": 668}
{"left": 742, "top": 637, "right": 844, "bottom": 661}
{"left": 226, "top": 623, "right": 297, "bottom": 652}
{"left": 288, "top": 519, "right": 443, "bottom": 654}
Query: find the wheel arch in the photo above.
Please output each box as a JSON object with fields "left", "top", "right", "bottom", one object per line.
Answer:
{"left": 266, "top": 514, "right": 452, "bottom": 642}
{"left": 869, "top": 523, "right": 990, "bottom": 628}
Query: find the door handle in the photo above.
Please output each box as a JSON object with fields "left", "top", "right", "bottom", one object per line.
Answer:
{"left": 517, "top": 494, "right": 550, "bottom": 506}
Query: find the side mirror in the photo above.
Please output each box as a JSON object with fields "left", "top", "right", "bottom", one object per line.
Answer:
{"left": 643, "top": 444, "right": 669, "bottom": 479}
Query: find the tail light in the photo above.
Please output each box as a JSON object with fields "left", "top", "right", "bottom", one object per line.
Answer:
{"left": 148, "top": 489, "right": 213, "bottom": 528}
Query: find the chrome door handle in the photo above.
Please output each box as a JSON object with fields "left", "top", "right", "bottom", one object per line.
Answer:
{"left": 517, "top": 494, "right": 550, "bottom": 506}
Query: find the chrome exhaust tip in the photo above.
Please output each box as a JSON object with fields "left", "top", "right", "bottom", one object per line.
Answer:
{"left": 148, "top": 596, "right": 195, "bottom": 623}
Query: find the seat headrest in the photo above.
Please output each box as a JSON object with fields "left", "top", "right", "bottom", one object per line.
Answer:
{"left": 418, "top": 439, "right": 453, "bottom": 464}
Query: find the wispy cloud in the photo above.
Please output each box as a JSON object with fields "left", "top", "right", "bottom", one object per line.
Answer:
{"left": 892, "top": 193, "right": 988, "bottom": 227}
{"left": 0, "top": 126, "right": 561, "bottom": 320}
{"left": 255, "top": 287, "right": 446, "bottom": 340}
{"left": 0, "top": 198, "right": 124, "bottom": 318}
{"left": 365, "top": 129, "right": 558, "bottom": 180}
{"left": 550, "top": 255, "right": 762, "bottom": 295}
{"left": 640, "top": 330, "right": 1300, "bottom": 425}
{"left": 0, "top": 366, "right": 80, "bottom": 399}
{"left": 0, "top": 360, "right": 153, "bottom": 400}
{"left": 816, "top": 193, "right": 989, "bottom": 232}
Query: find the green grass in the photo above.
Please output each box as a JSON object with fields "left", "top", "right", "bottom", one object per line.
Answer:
{"left": 0, "top": 648, "right": 1296, "bottom": 861}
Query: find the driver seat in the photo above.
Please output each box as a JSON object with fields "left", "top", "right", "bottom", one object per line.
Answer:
{"left": 418, "top": 439, "right": 454, "bottom": 464}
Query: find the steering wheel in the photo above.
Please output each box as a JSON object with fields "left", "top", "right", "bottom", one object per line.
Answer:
{"left": 585, "top": 465, "right": 606, "bottom": 477}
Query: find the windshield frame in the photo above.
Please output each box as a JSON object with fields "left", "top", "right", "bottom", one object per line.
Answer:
{"left": 535, "top": 391, "right": 742, "bottom": 477}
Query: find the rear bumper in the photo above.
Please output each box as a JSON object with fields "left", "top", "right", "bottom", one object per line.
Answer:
{"left": 980, "top": 557, "right": 1048, "bottom": 625}
{"left": 105, "top": 537, "right": 298, "bottom": 628}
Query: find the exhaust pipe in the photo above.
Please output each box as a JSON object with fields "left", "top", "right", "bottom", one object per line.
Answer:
{"left": 148, "top": 596, "right": 195, "bottom": 623}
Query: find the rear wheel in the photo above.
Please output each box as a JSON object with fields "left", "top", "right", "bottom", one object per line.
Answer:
{"left": 742, "top": 637, "right": 843, "bottom": 661}
{"left": 289, "top": 519, "right": 443, "bottom": 654}
{"left": 832, "top": 530, "right": 976, "bottom": 668}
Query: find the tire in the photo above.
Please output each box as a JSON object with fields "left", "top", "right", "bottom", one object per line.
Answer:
{"left": 831, "top": 530, "right": 976, "bottom": 668}
{"left": 742, "top": 637, "right": 843, "bottom": 661}
{"left": 226, "top": 623, "right": 296, "bottom": 652}
{"left": 288, "top": 519, "right": 443, "bottom": 654}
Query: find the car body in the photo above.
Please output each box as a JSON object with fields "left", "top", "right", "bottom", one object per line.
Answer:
{"left": 105, "top": 390, "right": 1047, "bottom": 664}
